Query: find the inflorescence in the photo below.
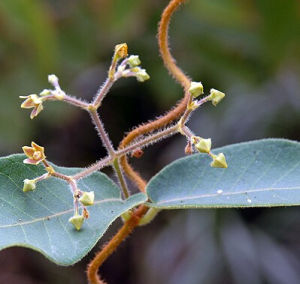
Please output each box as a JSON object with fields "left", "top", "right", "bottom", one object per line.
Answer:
{"left": 20, "top": 43, "right": 227, "bottom": 230}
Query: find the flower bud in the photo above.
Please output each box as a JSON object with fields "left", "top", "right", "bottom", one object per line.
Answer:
{"left": 40, "top": 89, "right": 51, "bottom": 96}
{"left": 135, "top": 68, "right": 150, "bottom": 82}
{"left": 69, "top": 214, "right": 84, "bottom": 231}
{"left": 189, "top": 82, "right": 204, "bottom": 98}
{"left": 114, "top": 43, "right": 128, "bottom": 60}
{"left": 79, "top": 191, "right": 95, "bottom": 206}
{"left": 48, "top": 74, "right": 59, "bottom": 87}
{"left": 210, "top": 153, "right": 228, "bottom": 168}
{"left": 209, "top": 89, "right": 225, "bottom": 106}
{"left": 23, "top": 179, "right": 36, "bottom": 192}
{"left": 127, "top": 55, "right": 141, "bottom": 67}
{"left": 195, "top": 138, "right": 211, "bottom": 153}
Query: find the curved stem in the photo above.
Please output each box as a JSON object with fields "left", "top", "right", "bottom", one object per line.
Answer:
{"left": 119, "top": 0, "right": 191, "bottom": 191}
{"left": 87, "top": 205, "right": 148, "bottom": 284}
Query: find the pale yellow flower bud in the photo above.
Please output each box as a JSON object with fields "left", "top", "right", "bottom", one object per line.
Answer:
{"left": 189, "top": 82, "right": 204, "bottom": 98}
{"left": 195, "top": 138, "right": 211, "bottom": 153}
{"left": 79, "top": 191, "right": 95, "bottom": 206}
{"left": 23, "top": 179, "right": 36, "bottom": 192}
{"left": 135, "top": 68, "right": 150, "bottom": 82}
{"left": 210, "top": 153, "right": 228, "bottom": 168}
{"left": 127, "top": 55, "right": 141, "bottom": 67}
{"left": 69, "top": 214, "right": 84, "bottom": 231}
{"left": 208, "top": 88, "right": 225, "bottom": 106}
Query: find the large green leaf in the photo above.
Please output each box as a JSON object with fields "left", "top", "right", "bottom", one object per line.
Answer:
{"left": 0, "top": 154, "right": 147, "bottom": 265}
{"left": 147, "top": 139, "right": 300, "bottom": 209}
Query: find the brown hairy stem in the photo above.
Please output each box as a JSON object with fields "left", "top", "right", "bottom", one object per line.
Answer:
{"left": 119, "top": 0, "right": 191, "bottom": 191}
{"left": 87, "top": 205, "right": 148, "bottom": 284}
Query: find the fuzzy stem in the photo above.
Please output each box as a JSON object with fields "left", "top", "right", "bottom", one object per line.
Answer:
{"left": 118, "top": 0, "right": 191, "bottom": 191}
{"left": 87, "top": 205, "right": 148, "bottom": 284}
{"left": 89, "top": 109, "right": 115, "bottom": 156}
{"left": 73, "top": 124, "right": 179, "bottom": 180}
{"left": 113, "top": 158, "right": 130, "bottom": 199}
{"left": 43, "top": 94, "right": 90, "bottom": 109}
{"left": 92, "top": 78, "right": 114, "bottom": 109}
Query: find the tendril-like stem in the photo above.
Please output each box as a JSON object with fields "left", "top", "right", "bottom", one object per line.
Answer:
{"left": 119, "top": 0, "right": 191, "bottom": 191}
{"left": 87, "top": 205, "right": 148, "bottom": 284}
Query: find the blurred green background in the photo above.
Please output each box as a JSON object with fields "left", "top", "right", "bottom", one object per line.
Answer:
{"left": 0, "top": 0, "right": 299, "bottom": 283}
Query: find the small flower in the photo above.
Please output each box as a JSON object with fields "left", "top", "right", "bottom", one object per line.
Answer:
{"left": 23, "top": 179, "right": 36, "bottom": 192}
{"left": 127, "top": 55, "right": 141, "bottom": 67}
{"left": 22, "top": 142, "right": 46, "bottom": 165}
{"left": 39, "top": 89, "right": 52, "bottom": 96}
{"left": 114, "top": 43, "right": 128, "bottom": 60}
{"left": 48, "top": 74, "right": 59, "bottom": 88}
{"left": 132, "top": 67, "right": 150, "bottom": 82}
{"left": 208, "top": 89, "right": 225, "bottom": 106}
{"left": 195, "top": 138, "right": 212, "bottom": 153}
{"left": 210, "top": 153, "right": 228, "bottom": 168}
{"left": 20, "top": 94, "right": 44, "bottom": 119}
{"left": 79, "top": 191, "right": 95, "bottom": 206}
{"left": 189, "top": 82, "right": 204, "bottom": 98}
{"left": 69, "top": 214, "right": 84, "bottom": 231}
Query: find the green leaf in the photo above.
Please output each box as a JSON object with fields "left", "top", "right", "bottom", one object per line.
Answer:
{"left": 0, "top": 154, "right": 147, "bottom": 265}
{"left": 147, "top": 139, "right": 300, "bottom": 209}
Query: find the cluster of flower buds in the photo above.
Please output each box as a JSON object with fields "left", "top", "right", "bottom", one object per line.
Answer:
{"left": 111, "top": 43, "right": 150, "bottom": 83}
{"left": 20, "top": 74, "right": 65, "bottom": 119}
{"left": 190, "top": 136, "right": 227, "bottom": 168}
{"left": 21, "top": 142, "right": 51, "bottom": 192}
{"left": 187, "top": 81, "right": 225, "bottom": 111}
{"left": 21, "top": 141, "right": 95, "bottom": 230}
{"left": 69, "top": 190, "right": 95, "bottom": 230}
{"left": 181, "top": 81, "right": 227, "bottom": 168}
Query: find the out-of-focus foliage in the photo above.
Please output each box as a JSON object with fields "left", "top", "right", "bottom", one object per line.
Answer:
{"left": 0, "top": 0, "right": 299, "bottom": 283}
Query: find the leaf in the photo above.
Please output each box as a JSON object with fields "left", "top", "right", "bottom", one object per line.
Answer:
{"left": 147, "top": 139, "right": 300, "bottom": 209}
{"left": 0, "top": 154, "right": 147, "bottom": 265}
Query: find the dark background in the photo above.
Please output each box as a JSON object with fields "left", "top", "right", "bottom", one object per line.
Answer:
{"left": 0, "top": 0, "right": 300, "bottom": 283}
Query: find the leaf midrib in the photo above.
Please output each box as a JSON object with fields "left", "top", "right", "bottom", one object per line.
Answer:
{"left": 0, "top": 198, "right": 122, "bottom": 228}
{"left": 153, "top": 186, "right": 300, "bottom": 205}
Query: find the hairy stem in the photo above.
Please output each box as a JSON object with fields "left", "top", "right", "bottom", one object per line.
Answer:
{"left": 118, "top": 0, "right": 191, "bottom": 191}
{"left": 87, "top": 205, "right": 148, "bottom": 284}
{"left": 89, "top": 109, "right": 115, "bottom": 156}
{"left": 113, "top": 158, "right": 130, "bottom": 199}
{"left": 73, "top": 124, "right": 178, "bottom": 180}
{"left": 92, "top": 78, "right": 114, "bottom": 109}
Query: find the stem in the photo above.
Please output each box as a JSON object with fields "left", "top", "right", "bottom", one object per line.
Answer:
{"left": 118, "top": 0, "right": 191, "bottom": 190}
{"left": 113, "top": 158, "right": 130, "bottom": 199}
{"left": 89, "top": 109, "right": 115, "bottom": 156}
{"left": 92, "top": 78, "right": 114, "bottom": 109}
{"left": 63, "top": 94, "right": 90, "bottom": 109}
{"left": 158, "top": 0, "right": 190, "bottom": 90}
{"left": 87, "top": 205, "right": 148, "bottom": 284}
{"left": 43, "top": 94, "right": 90, "bottom": 109}
{"left": 73, "top": 125, "right": 179, "bottom": 180}
{"left": 117, "top": 125, "right": 178, "bottom": 156}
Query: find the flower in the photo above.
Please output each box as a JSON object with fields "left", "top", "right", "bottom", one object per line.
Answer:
{"left": 195, "top": 138, "right": 212, "bottom": 153}
{"left": 189, "top": 82, "right": 204, "bottom": 98}
{"left": 210, "top": 153, "right": 228, "bottom": 168}
{"left": 131, "top": 67, "right": 150, "bottom": 82}
{"left": 208, "top": 89, "right": 225, "bottom": 106}
{"left": 23, "top": 179, "right": 36, "bottom": 192}
{"left": 127, "top": 55, "right": 141, "bottom": 67}
{"left": 114, "top": 43, "right": 128, "bottom": 60}
{"left": 69, "top": 214, "right": 84, "bottom": 230}
{"left": 22, "top": 142, "right": 46, "bottom": 165}
{"left": 20, "top": 94, "right": 44, "bottom": 119}
{"left": 79, "top": 191, "right": 95, "bottom": 206}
